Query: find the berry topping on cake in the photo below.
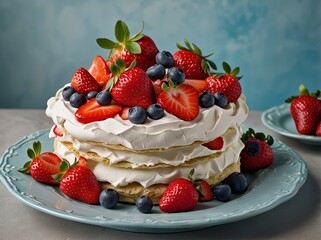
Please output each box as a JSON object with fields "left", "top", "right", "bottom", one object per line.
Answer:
{"left": 146, "top": 64, "right": 166, "bottom": 80}
{"left": 240, "top": 128, "right": 274, "bottom": 171}
{"left": 75, "top": 98, "right": 122, "bottom": 124}
{"left": 119, "top": 106, "right": 131, "bottom": 120}
{"left": 128, "top": 106, "right": 147, "bottom": 124}
{"left": 285, "top": 84, "right": 321, "bottom": 135}
{"left": 167, "top": 67, "right": 185, "bottom": 85}
{"left": 213, "top": 92, "right": 228, "bottom": 108}
{"left": 158, "top": 83, "right": 200, "bottom": 121}
{"left": 206, "top": 62, "right": 242, "bottom": 103}
{"left": 71, "top": 67, "right": 102, "bottom": 94}
{"left": 19, "top": 141, "right": 62, "bottom": 185}
{"left": 203, "top": 136, "right": 224, "bottom": 150}
{"left": 69, "top": 92, "right": 87, "bottom": 108}
{"left": 87, "top": 91, "right": 99, "bottom": 100}
{"left": 96, "top": 20, "right": 159, "bottom": 71}
{"left": 96, "top": 90, "right": 112, "bottom": 106}
{"left": 198, "top": 92, "right": 215, "bottom": 108}
{"left": 107, "top": 59, "right": 156, "bottom": 109}
{"left": 88, "top": 55, "right": 112, "bottom": 87}
{"left": 184, "top": 79, "right": 209, "bottom": 93}
{"left": 53, "top": 124, "right": 64, "bottom": 137}
{"left": 156, "top": 51, "right": 174, "bottom": 68}
{"left": 173, "top": 39, "right": 217, "bottom": 79}
{"left": 62, "top": 86, "right": 76, "bottom": 101}
{"left": 146, "top": 103, "right": 164, "bottom": 120}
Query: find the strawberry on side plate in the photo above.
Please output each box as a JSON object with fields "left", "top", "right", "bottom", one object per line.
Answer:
{"left": 19, "top": 141, "right": 62, "bottom": 185}
{"left": 240, "top": 128, "right": 274, "bottom": 171}
{"left": 285, "top": 84, "right": 321, "bottom": 135}
{"left": 53, "top": 158, "right": 101, "bottom": 204}
{"left": 196, "top": 180, "right": 214, "bottom": 202}
{"left": 206, "top": 62, "right": 242, "bottom": 103}
{"left": 173, "top": 39, "right": 217, "bottom": 79}
{"left": 96, "top": 20, "right": 159, "bottom": 71}
{"left": 71, "top": 67, "right": 102, "bottom": 94}
{"left": 88, "top": 55, "right": 113, "bottom": 87}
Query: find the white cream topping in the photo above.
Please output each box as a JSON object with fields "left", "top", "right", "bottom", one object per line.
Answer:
{"left": 46, "top": 85, "right": 249, "bottom": 150}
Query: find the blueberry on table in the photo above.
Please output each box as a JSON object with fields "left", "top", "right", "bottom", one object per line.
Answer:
{"left": 87, "top": 91, "right": 98, "bottom": 100}
{"left": 212, "top": 184, "right": 232, "bottom": 202}
{"left": 167, "top": 67, "right": 185, "bottom": 85}
{"left": 225, "top": 172, "right": 248, "bottom": 194}
{"left": 199, "top": 92, "right": 215, "bottom": 108}
{"left": 214, "top": 92, "right": 228, "bottom": 108}
{"left": 156, "top": 51, "right": 174, "bottom": 68}
{"left": 128, "top": 106, "right": 147, "bottom": 124}
{"left": 136, "top": 196, "right": 153, "bottom": 213}
{"left": 69, "top": 92, "right": 87, "bottom": 108}
{"left": 147, "top": 103, "right": 164, "bottom": 120}
{"left": 96, "top": 91, "right": 112, "bottom": 106}
{"left": 99, "top": 189, "right": 119, "bottom": 209}
{"left": 146, "top": 64, "right": 166, "bottom": 80}
{"left": 62, "top": 86, "right": 76, "bottom": 101}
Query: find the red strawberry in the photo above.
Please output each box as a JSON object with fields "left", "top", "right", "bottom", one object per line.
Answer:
{"left": 107, "top": 59, "right": 155, "bottom": 109}
{"left": 75, "top": 98, "right": 122, "bottom": 124}
{"left": 71, "top": 67, "right": 102, "bottom": 94}
{"left": 18, "top": 141, "right": 62, "bottom": 185}
{"left": 53, "top": 124, "right": 63, "bottom": 137}
{"left": 184, "top": 79, "right": 209, "bottom": 93}
{"left": 197, "top": 180, "right": 214, "bottom": 202}
{"left": 159, "top": 177, "right": 199, "bottom": 213}
{"left": 157, "top": 84, "right": 199, "bottom": 121}
{"left": 152, "top": 79, "right": 164, "bottom": 98}
{"left": 88, "top": 55, "right": 113, "bottom": 87}
{"left": 203, "top": 137, "right": 224, "bottom": 150}
{"left": 316, "top": 121, "right": 321, "bottom": 136}
{"left": 97, "top": 20, "right": 158, "bottom": 71}
{"left": 286, "top": 85, "right": 321, "bottom": 135}
{"left": 120, "top": 106, "right": 131, "bottom": 120}
{"left": 173, "top": 39, "right": 217, "bottom": 79}
{"left": 55, "top": 159, "right": 101, "bottom": 204}
{"left": 240, "top": 128, "right": 274, "bottom": 171}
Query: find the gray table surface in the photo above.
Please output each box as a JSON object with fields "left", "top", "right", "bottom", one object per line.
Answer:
{"left": 0, "top": 109, "right": 320, "bottom": 240}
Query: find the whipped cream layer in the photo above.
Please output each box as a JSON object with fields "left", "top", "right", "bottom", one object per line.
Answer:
{"left": 46, "top": 85, "right": 249, "bottom": 150}
{"left": 56, "top": 138, "right": 243, "bottom": 188}
{"left": 52, "top": 126, "right": 242, "bottom": 168}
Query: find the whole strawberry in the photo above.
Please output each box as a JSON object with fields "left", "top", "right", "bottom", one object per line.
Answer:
{"left": 53, "top": 158, "right": 101, "bottom": 204}
{"left": 285, "top": 85, "right": 321, "bottom": 135}
{"left": 19, "top": 141, "right": 62, "bottom": 185}
{"left": 96, "top": 20, "right": 158, "bottom": 71}
{"left": 240, "top": 128, "right": 274, "bottom": 171}
{"left": 206, "top": 62, "right": 242, "bottom": 103}
{"left": 107, "top": 58, "right": 156, "bottom": 109}
{"left": 71, "top": 67, "right": 102, "bottom": 94}
{"left": 173, "top": 39, "right": 217, "bottom": 79}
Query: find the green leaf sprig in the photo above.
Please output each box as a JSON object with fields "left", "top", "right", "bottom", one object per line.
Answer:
{"left": 285, "top": 84, "right": 321, "bottom": 103}
{"left": 18, "top": 141, "right": 42, "bottom": 173}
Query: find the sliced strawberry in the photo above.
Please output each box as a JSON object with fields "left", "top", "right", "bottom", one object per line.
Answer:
{"left": 53, "top": 124, "right": 63, "bottom": 137}
{"left": 75, "top": 98, "right": 122, "bottom": 124}
{"left": 184, "top": 79, "right": 209, "bottom": 93}
{"left": 78, "top": 156, "right": 87, "bottom": 167}
{"left": 71, "top": 67, "right": 102, "bottom": 94}
{"left": 120, "top": 106, "right": 131, "bottom": 120}
{"left": 152, "top": 79, "right": 165, "bottom": 98}
{"left": 203, "top": 137, "right": 224, "bottom": 150}
{"left": 197, "top": 180, "right": 214, "bottom": 202}
{"left": 157, "top": 84, "right": 199, "bottom": 121}
{"left": 88, "top": 56, "right": 113, "bottom": 87}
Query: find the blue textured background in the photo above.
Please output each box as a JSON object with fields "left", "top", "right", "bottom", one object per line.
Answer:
{"left": 0, "top": 0, "right": 320, "bottom": 110}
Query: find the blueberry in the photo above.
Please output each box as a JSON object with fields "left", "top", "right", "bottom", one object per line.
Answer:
{"left": 147, "top": 104, "right": 164, "bottom": 120}
{"left": 167, "top": 67, "right": 185, "bottom": 85}
{"left": 62, "top": 86, "right": 76, "bottom": 101}
{"left": 87, "top": 91, "right": 98, "bottom": 100}
{"left": 212, "top": 184, "right": 232, "bottom": 202}
{"left": 213, "top": 92, "right": 228, "bottom": 108}
{"left": 128, "top": 106, "right": 147, "bottom": 124}
{"left": 244, "top": 141, "right": 261, "bottom": 157}
{"left": 198, "top": 92, "right": 215, "bottom": 108}
{"left": 156, "top": 51, "right": 174, "bottom": 68}
{"left": 136, "top": 196, "right": 153, "bottom": 213}
{"left": 99, "top": 189, "right": 119, "bottom": 209}
{"left": 225, "top": 172, "right": 248, "bottom": 194}
{"left": 69, "top": 92, "right": 87, "bottom": 108}
{"left": 96, "top": 91, "right": 112, "bottom": 106}
{"left": 146, "top": 64, "right": 166, "bottom": 80}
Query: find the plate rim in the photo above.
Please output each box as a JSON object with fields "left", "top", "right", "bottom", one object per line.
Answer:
{"left": 0, "top": 129, "right": 308, "bottom": 233}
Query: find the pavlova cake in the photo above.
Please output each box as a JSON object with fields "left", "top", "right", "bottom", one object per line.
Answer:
{"left": 45, "top": 20, "right": 249, "bottom": 205}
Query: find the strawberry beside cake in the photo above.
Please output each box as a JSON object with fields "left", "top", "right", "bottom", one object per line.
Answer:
{"left": 45, "top": 20, "right": 249, "bottom": 205}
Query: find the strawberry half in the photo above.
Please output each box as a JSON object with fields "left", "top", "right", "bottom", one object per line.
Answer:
{"left": 71, "top": 67, "right": 102, "bottom": 94}
{"left": 119, "top": 106, "right": 130, "bottom": 120}
{"left": 88, "top": 55, "right": 113, "bottom": 87}
{"left": 96, "top": 20, "right": 158, "bottom": 71}
{"left": 203, "top": 137, "right": 224, "bottom": 150}
{"left": 196, "top": 180, "right": 214, "bottom": 202}
{"left": 53, "top": 124, "right": 63, "bottom": 137}
{"left": 19, "top": 141, "right": 62, "bottom": 185}
{"left": 75, "top": 98, "right": 122, "bottom": 124}
{"left": 285, "top": 85, "right": 321, "bottom": 135}
{"left": 184, "top": 79, "right": 209, "bottom": 93}
{"left": 157, "top": 84, "right": 199, "bottom": 121}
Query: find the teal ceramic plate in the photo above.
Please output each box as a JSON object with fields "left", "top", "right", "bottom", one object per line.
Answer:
{"left": 261, "top": 103, "right": 321, "bottom": 145}
{"left": 0, "top": 129, "right": 307, "bottom": 233}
